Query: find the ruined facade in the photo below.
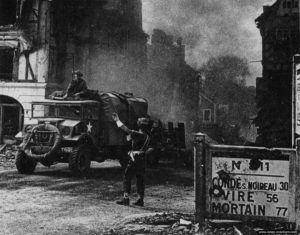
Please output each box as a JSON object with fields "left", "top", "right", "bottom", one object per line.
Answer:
{"left": 0, "top": 0, "right": 147, "bottom": 143}
{"left": 147, "top": 29, "right": 199, "bottom": 146}
{"left": 49, "top": 0, "right": 147, "bottom": 94}
{"left": 255, "top": 0, "right": 300, "bottom": 147}
{"left": 147, "top": 29, "right": 185, "bottom": 120}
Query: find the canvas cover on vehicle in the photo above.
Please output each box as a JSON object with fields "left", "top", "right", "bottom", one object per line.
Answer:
{"left": 99, "top": 92, "right": 148, "bottom": 146}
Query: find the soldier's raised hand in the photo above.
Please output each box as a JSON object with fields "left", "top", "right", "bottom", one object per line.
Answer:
{"left": 112, "top": 113, "right": 119, "bottom": 122}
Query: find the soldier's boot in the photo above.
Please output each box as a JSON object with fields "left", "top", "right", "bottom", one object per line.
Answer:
{"left": 116, "top": 193, "right": 130, "bottom": 206}
{"left": 133, "top": 198, "right": 144, "bottom": 207}
{"left": 116, "top": 198, "right": 129, "bottom": 206}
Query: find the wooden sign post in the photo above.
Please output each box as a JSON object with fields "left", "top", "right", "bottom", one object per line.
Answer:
{"left": 194, "top": 132, "right": 206, "bottom": 224}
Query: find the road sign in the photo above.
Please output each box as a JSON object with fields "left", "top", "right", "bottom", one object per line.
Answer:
{"left": 194, "top": 143, "right": 297, "bottom": 224}
{"left": 210, "top": 156, "right": 290, "bottom": 218}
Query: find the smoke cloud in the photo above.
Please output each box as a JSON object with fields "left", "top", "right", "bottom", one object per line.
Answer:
{"left": 142, "top": 0, "right": 275, "bottom": 86}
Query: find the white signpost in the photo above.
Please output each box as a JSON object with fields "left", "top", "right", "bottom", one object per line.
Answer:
{"left": 210, "top": 156, "right": 290, "bottom": 218}
{"left": 194, "top": 136, "right": 299, "bottom": 226}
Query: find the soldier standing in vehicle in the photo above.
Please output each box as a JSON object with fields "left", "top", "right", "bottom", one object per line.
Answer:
{"left": 112, "top": 112, "right": 150, "bottom": 207}
{"left": 63, "top": 70, "right": 88, "bottom": 99}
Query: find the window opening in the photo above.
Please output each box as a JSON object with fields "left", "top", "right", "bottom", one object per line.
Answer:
{"left": 0, "top": 49, "right": 14, "bottom": 81}
{"left": 203, "top": 109, "right": 212, "bottom": 122}
{"left": 0, "top": 0, "right": 17, "bottom": 25}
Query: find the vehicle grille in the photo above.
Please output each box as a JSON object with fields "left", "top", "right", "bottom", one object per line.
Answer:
{"left": 33, "top": 131, "right": 56, "bottom": 146}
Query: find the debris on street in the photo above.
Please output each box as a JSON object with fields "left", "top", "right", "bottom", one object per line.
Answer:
{"left": 0, "top": 144, "right": 17, "bottom": 170}
{"left": 106, "top": 212, "right": 297, "bottom": 234}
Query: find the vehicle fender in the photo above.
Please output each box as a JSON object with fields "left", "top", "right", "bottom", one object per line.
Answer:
{"left": 76, "top": 134, "right": 99, "bottom": 160}
{"left": 78, "top": 133, "right": 94, "bottom": 145}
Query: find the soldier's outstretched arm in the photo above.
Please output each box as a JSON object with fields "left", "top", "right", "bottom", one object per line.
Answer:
{"left": 112, "top": 113, "right": 132, "bottom": 134}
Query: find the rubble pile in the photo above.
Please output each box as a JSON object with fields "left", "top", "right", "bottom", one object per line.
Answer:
{"left": 104, "top": 212, "right": 297, "bottom": 235}
{"left": 105, "top": 212, "right": 244, "bottom": 234}
{"left": 104, "top": 212, "right": 193, "bottom": 234}
{"left": 130, "top": 212, "right": 193, "bottom": 225}
{"left": 0, "top": 144, "right": 17, "bottom": 170}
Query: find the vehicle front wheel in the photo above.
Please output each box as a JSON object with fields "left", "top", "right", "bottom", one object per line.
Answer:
{"left": 69, "top": 145, "right": 91, "bottom": 176}
{"left": 15, "top": 151, "right": 37, "bottom": 174}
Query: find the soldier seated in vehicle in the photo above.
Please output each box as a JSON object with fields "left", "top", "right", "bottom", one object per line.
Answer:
{"left": 62, "top": 70, "right": 88, "bottom": 99}
{"left": 49, "top": 70, "right": 88, "bottom": 100}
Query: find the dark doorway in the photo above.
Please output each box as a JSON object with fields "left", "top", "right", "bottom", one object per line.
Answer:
{"left": 0, "top": 0, "right": 17, "bottom": 25}
{"left": 0, "top": 96, "right": 23, "bottom": 144}
{"left": 0, "top": 49, "right": 14, "bottom": 81}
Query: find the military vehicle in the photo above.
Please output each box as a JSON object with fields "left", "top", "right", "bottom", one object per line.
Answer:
{"left": 15, "top": 92, "right": 148, "bottom": 176}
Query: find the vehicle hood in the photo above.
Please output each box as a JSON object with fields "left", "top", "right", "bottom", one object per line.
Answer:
{"left": 38, "top": 119, "right": 82, "bottom": 128}
{"left": 59, "top": 120, "right": 81, "bottom": 127}
{"left": 38, "top": 119, "right": 85, "bottom": 141}
{"left": 38, "top": 118, "right": 65, "bottom": 124}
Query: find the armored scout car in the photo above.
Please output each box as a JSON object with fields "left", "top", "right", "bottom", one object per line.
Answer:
{"left": 15, "top": 92, "right": 148, "bottom": 176}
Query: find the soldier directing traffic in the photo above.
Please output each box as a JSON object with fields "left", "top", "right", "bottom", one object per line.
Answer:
{"left": 112, "top": 112, "right": 150, "bottom": 207}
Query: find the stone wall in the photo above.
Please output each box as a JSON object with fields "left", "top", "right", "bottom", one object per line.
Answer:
{"left": 0, "top": 82, "right": 46, "bottom": 124}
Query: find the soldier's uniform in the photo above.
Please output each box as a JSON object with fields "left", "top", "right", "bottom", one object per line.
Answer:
{"left": 49, "top": 70, "right": 88, "bottom": 99}
{"left": 114, "top": 116, "right": 150, "bottom": 206}
{"left": 66, "top": 71, "right": 88, "bottom": 98}
{"left": 123, "top": 130, "right": 149, "bottom": 199}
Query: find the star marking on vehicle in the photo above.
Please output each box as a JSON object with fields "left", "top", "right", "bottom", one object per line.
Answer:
{"left": 87, "top": 122, "right": 93, "bottom": 133}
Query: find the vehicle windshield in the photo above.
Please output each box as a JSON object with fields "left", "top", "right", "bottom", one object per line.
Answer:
{"left": 32, "top": 104, "right": 81, "bottom": 119}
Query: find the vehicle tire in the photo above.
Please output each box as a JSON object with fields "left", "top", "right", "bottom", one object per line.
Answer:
{"left": 15, "top": 151, "right": 37, "bottom": 174}
{"left": 24, "top": 123, "right": 61, "bottom": 162}
{"left": 69, "top": 145, "right": 91, "bottom": 176}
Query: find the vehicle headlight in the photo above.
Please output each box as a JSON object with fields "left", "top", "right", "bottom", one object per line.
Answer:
{"left": 61, "top": 127, "right": 71, "bottom": 137}
{"left": 74, "top": 123, "right": 87, "bottom": 134}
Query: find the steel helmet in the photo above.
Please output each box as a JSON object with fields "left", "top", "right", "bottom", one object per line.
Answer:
{"left": 72, "top": 70, "right": 83, "bottom": 77}
{"left": 137, "top": 117, "right": 149, "bottom": 127}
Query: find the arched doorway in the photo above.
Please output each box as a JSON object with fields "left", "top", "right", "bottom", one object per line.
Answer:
{"left": 0, "top": 95, "right": 24, "bottom": 144}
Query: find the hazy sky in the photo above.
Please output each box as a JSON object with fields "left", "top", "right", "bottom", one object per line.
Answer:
{"left": 142, "top": 0, "right": 276, "bottom": 86}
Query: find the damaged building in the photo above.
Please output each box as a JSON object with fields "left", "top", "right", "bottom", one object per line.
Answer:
{"left": 255, "top": 0, "right": 300, "bottom": 147}
{"left": 0, "top": 0, "right": 147, "bottom": 143}
{"left": 147, "top": 29, "right": 199, "bottom": 147}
